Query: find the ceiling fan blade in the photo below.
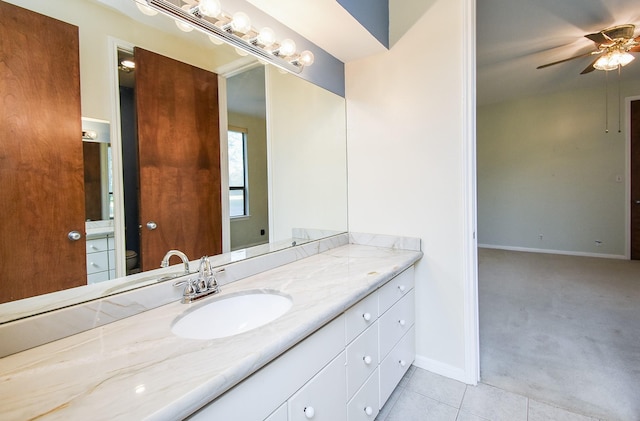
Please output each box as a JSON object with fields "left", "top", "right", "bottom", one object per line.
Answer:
{"left": 580, "top": 57, "right": 600, "bottom": 74}
{"left": 536, "top": 51, "right": 598, "bottom": 69}
{"left": 630, "top": 46, "right": 640, "bottom": 52}
{"left": 585, "top": 32, "right": 607, "bottom": 44}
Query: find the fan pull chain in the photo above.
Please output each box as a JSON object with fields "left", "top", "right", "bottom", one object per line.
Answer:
{"left": 605, "top": 70, "right": 609, "bottom": 133}
{"left": 618, "top": 65, "right": 622, "bottom": 133}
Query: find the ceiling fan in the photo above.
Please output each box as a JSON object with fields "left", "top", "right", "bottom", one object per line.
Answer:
{"left": 537, "top": 24, "right": 640, "bottom": 74}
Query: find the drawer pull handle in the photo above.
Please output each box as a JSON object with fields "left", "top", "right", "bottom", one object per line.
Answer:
{"left": 398, "top": 285, "right": 406, "bottom": 292}
{"left": 362, "top": 312, "right": 372, "bottom": 321}
{"left": 364, "top": 406, "right": 373, "bottom": 416}
{"left": 363, "top": 355, "right": 372, "bottom": 365}
{"left": 304, "top": 406, "right": 315, "bottom": 418}
{"left": 399, "top": 319, "right": 406, "bottom": 327}
{"left": 399, "top": 359, "right": 407, "bottom": 367}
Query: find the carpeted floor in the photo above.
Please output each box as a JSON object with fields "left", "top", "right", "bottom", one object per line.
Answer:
{"left": 478, "top": 248, "right": 640, "bottom": 421}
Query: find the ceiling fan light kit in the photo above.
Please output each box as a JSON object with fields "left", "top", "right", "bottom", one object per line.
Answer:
{"left": 536, "top": 24, "right": 640, "bottom": 74}
{"left": 536, "top": 24, "right": 639, "bottom": 133}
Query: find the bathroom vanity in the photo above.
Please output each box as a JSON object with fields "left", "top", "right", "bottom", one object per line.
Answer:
{"left": 0, "top": 235, "right": 422, "bottom": 420}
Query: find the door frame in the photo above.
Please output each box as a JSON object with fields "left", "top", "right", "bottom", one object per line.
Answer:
{"left": 107, "top": 37, "right": 134, "bottom": 278}
{"left": 625, "top": 95, "right": 640, "bottom": 259}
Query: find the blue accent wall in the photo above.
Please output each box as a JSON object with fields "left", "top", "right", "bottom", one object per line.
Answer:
{"left": 230, "top": 0, "right": 346, "bottom": 97}
{"left": 336, "top": 0, "right": 389, "bottom": 48}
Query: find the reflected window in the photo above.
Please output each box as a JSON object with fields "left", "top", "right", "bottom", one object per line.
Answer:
{"left": 228, "top": 127, "right": 248, "bottom": 217}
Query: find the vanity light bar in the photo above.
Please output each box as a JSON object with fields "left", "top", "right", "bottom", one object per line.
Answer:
{"left": 144, "top": 0, "right": 304, "bottom": 74}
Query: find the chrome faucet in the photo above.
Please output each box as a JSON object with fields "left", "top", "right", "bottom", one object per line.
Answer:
{"left": 160, "top": 249, "right": 190, "bottom": 274}
{"left": 173, "top": 256, "right": 223, "bottom": 303}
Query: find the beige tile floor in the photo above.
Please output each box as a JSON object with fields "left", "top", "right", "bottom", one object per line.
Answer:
{"left": 376, "top": 366, "right": 607, "bottom": 421}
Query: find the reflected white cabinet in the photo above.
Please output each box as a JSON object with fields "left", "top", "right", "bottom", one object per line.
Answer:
{"left": 187, "top": 265, "right": 415, "bottom": 421}
{"left": 86, "top": 234, "right": 115, "bottom": 284}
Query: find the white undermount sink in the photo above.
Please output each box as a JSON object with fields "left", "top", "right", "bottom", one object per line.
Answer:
{"left": 171, "top": 290, "right": 293, "bottom": 340}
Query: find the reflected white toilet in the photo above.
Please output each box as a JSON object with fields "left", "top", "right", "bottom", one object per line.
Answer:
{"left": 126, "top": 250, "right": 138, "bottom": 272}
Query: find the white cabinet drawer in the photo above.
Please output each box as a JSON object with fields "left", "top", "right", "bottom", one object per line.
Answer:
{"left": 345, "top": 291, "right": 378, "bottom": 344}
{"left": 346, "top": 323, "right": 378, "bottom": 399}
{"left": 87, "top": 271, "right": 110, "bottom": 284}
{"left": 379, "top": 327, "right": 415, "bottom": 408}
{"left": 288, "top": 351, "right": 347, "bottom": 421}
{"left": 86, "top": 237, "right": 109, "bottom": 254}
{"left": 265, "top": 403, "right": 287, "bottom": 421}
{"left": 347, "top": 370, "right": 379, "bottom": 421}
{"left": 378, "top": 290, "right": 415, "bottom": 360}
{"left": 86, "top": 251, "right": 109, "bottom": 274}
{"left": 107, "top": 235, "right": 115, "bottom": 250}
{"left": 378, "top": 266, "right": 414, "bottom": 315}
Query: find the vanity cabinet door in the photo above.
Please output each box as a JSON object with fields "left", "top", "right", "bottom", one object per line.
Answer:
{"left": 347, "top": 370, "right": 379, "bottom": 421}
{"left": 288, "top": 352, "right": 347, "bottom": 421}
{"left": 379, "top": 327, "right": 415, "bottom": 408}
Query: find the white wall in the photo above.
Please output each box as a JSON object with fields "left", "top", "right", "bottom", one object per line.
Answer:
{"left": 478, "top": 80, "right": 640, "bottom": 258}
{"left": 346, "top": 0, "right": 476, "bottom": 381}
{"left": 267, "top": 68, "right": 348, "bottom": 241}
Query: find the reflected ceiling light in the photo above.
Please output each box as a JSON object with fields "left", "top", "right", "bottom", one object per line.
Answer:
{"left": 135, "top": 1, "right": 157, "bottom": 16}
{"left": 138, "top": 0, "right": 315, "bottom": 74}
{"left": 234, "top": 47, "right": 248, "bottom": 57}
{"left": 175, "top": 5, "right": 194, "bottom": 32}
{"left": 208, "top": 34, "right": 224, "bottom": 45}
{"left": 121, "top": 59, "right": 136, "bottom": 69}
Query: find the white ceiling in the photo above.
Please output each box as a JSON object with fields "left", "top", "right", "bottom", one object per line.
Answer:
{"left": 477, "top": 0, "right": 640, "bottom": 105}
{"left": 247, "top": 0, "right": 640, "bottom": 105}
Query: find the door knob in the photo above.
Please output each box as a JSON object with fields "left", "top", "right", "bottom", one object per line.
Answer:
{"left": 635, "top": 200, "right": 640, "bottom": 204}
{"left": 68, "top": 231, "right": 82, "bottom": 241}
{"left": 146, "top": 221, "right": 158, "bottom": 230}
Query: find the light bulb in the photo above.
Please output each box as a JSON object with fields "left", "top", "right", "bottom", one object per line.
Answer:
{"left": 208, "top": 35, "right": 224, "bottom": 45}
{"left": 618, "top": 52, "right": 634, "bottom": 67}
{"left": 230, "top": 12, "right": 251, "bottom": 34}
{"left": 198, "top": 0, "right": 221, "bottom": 18}
{"left": 175, "top": 5, "right": 194, "bottom": 32}
{"left": 298, "top": 50, "right": 315, "bottom": 66}
{"left": 136, "top": 2, "right": 158, "bottom": 16}
{"left": 121, "top": 59, "right": 136, "bottom": 69}
{"left": 278, "top": 38, "right": 296, "bottom": 57}
{"left": 257, "top": 27, "right": 276, "bottom": 47}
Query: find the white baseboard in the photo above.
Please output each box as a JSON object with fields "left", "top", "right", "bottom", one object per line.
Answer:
{"left": 413, "top": 355, "right": 476, "bottom": 385}
{"left": 478, "top": 244, "right": 626, "bottom": 260}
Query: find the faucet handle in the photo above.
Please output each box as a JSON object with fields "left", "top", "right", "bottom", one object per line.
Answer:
{"left": 174, "top": 278, "right": 197, "bottom": 295}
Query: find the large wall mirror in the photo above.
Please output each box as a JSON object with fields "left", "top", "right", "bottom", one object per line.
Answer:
{"left": 0, "top": 0, "right": 347, "bottom": 322}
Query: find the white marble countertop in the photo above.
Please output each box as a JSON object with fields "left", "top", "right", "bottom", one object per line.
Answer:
{"left": 0, "top": 244, "right": 422, "bottom": 421}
